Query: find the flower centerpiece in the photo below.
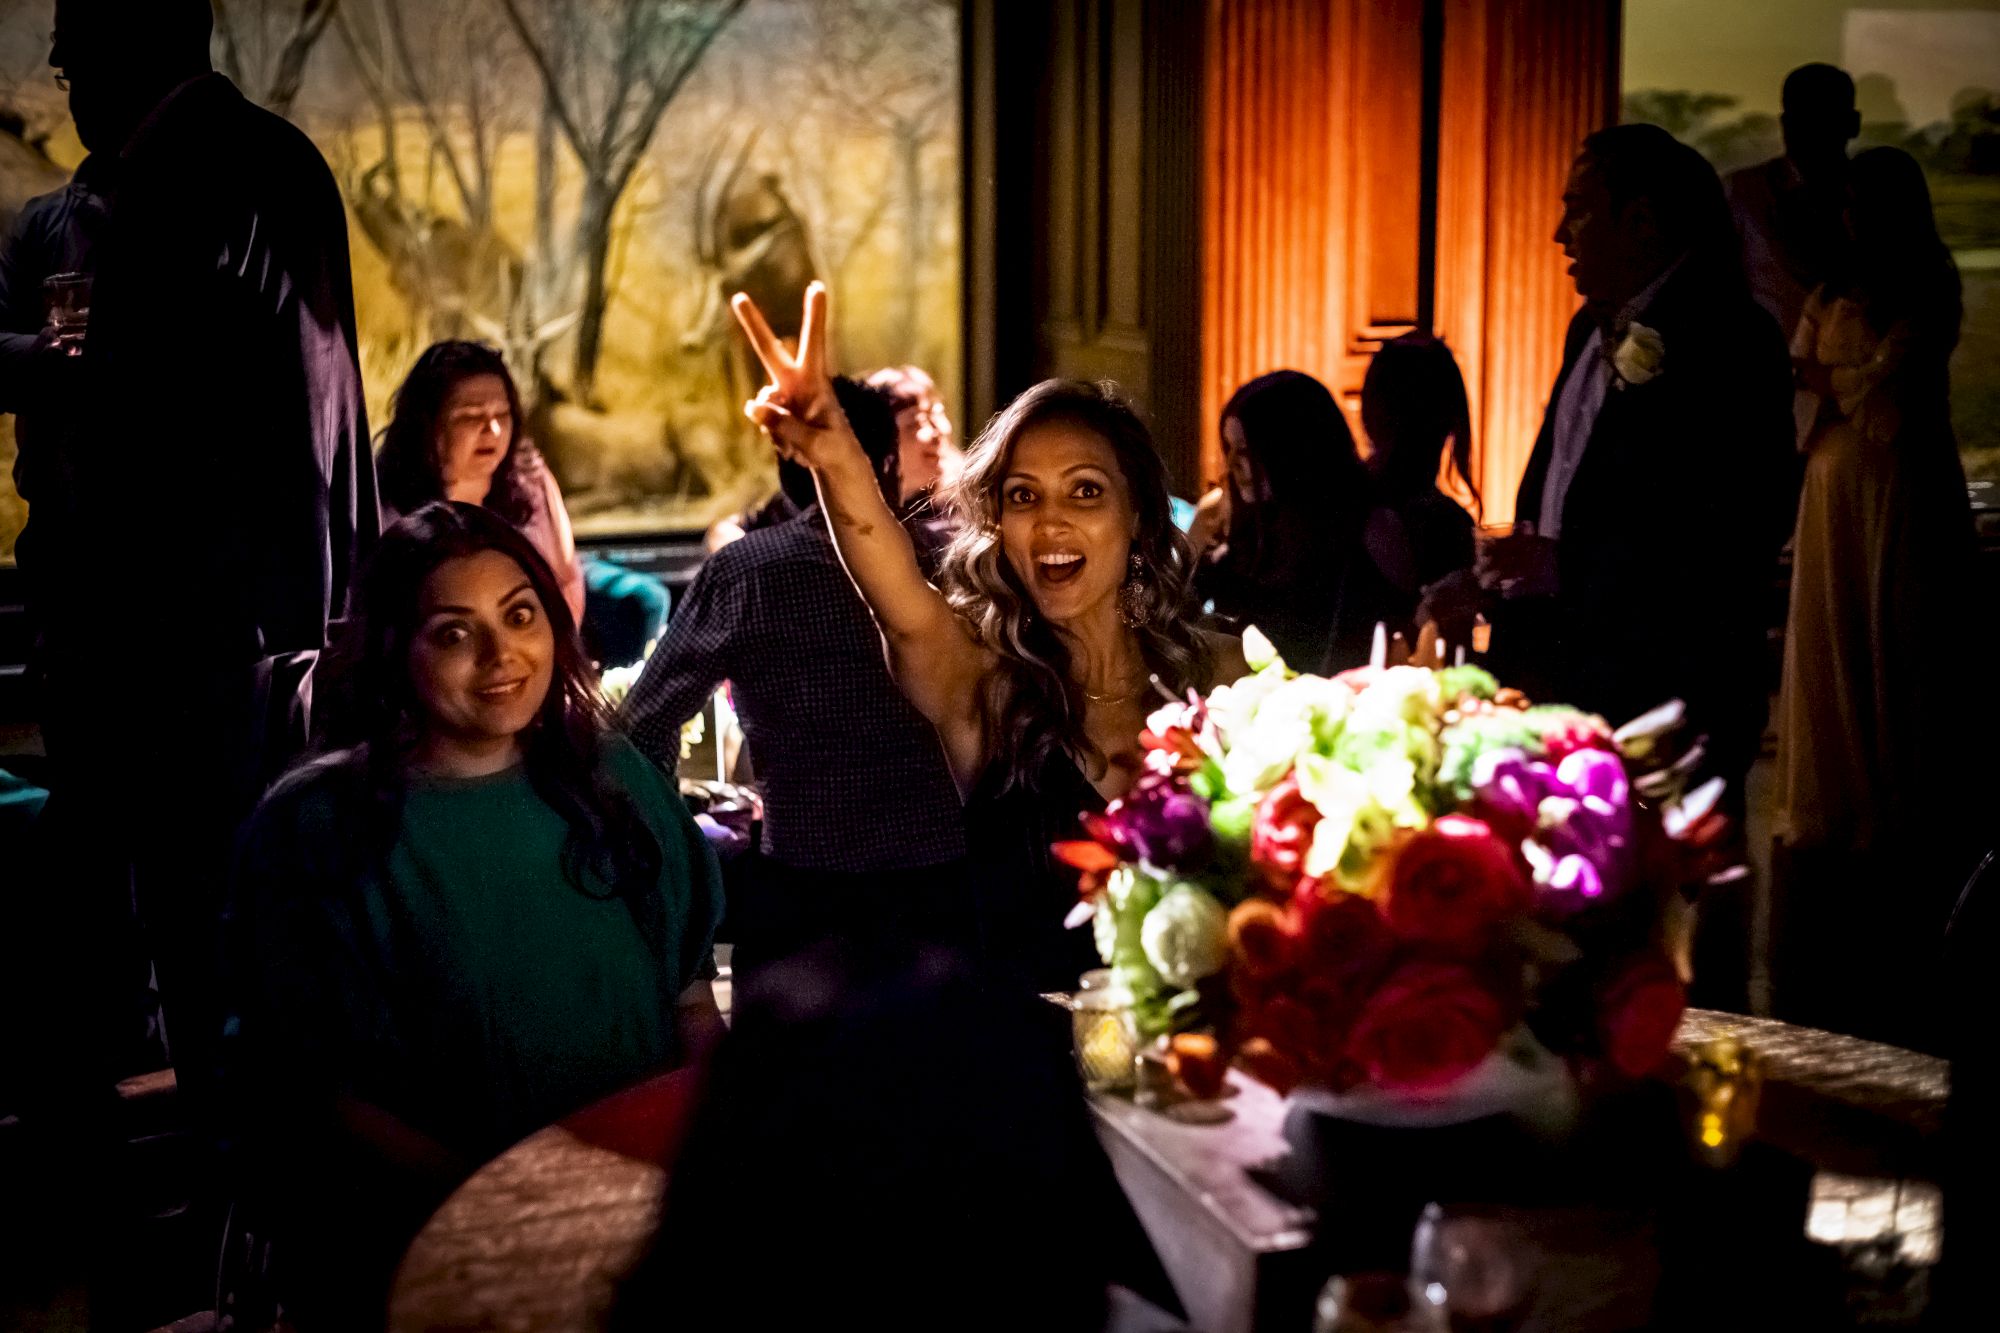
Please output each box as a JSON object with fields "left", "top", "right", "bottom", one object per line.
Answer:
{"left": 1057, "top": 628, "right": 1730, "bottom": 1123}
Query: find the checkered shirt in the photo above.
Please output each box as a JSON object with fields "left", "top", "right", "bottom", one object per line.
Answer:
{"left": 621, "top": 510, "right": 966, "bottom": 872}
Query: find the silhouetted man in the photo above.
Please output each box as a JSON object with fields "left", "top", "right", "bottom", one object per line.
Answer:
{"left": 1479, "top": 124, "right": 1796, "bottom": 795}
{"left": 1726, "top": 63, "right": 1859, "bottom": 340}
{"left": 45, "top": 0, "right": 377, "bottom": 1126}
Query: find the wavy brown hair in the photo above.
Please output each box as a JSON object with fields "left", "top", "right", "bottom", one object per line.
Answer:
{"left": 938, "top": 379, "right": 1213, "bottom": 792}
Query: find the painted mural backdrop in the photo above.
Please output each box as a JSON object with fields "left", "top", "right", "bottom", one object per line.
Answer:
{"left": 0, "top": 0, "right": 960, "bottom": 560}
{"left": 1622, "top": 0, "right": 2000, "bottom": 490}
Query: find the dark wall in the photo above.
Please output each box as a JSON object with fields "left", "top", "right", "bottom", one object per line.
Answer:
{"left": 963, "top": 0, "right": 1206, "bottom": 492}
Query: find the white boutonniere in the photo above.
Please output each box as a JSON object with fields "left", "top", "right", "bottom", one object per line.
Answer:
{"left": 1609, "top": 322, "right": 1665, "bottom": 389}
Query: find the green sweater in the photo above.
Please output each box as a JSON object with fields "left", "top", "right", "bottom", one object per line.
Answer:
{"left": 234, "top": 735, "right": 723, "bottom": 1160}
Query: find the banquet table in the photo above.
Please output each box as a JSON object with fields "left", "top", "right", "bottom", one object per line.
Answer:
{"left": 387, "top": 1068, "right": 697, "bottom": 1333}
{"left": 387, "top": 1008, "right": 1946, "bottom": 1333}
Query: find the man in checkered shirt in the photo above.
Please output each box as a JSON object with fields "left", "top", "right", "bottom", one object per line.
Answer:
{"left": 622, "top": 377, "right": 968, "bottom": 979}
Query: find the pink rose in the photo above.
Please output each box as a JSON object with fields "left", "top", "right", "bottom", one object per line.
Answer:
{"left": 1251, "top": 776, "right": 1322, "bottom": 895}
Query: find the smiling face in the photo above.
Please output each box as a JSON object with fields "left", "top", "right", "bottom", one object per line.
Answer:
{"left": 407, "top": 549, "right": 554, "bottom": 773}
{"left": 997, "top": 420, "right": 1139, "bottom": 626}
{"left": 435, "top": 373, "right": 515, "bottom": 495}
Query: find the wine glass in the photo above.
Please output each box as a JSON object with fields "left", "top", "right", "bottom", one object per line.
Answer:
{"left": 1409, "top": 1203, "right": 1531, "bottom": 1332}
{"left": 1313, "top": 1272, "right": 1447, "bottom": 1333}
{"left": 42, "top": 272, "right": 90, "bottom": 354}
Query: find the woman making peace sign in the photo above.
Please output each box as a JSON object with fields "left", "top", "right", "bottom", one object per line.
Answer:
{"left": 734, "top": 283, "right": 1244, "bottom": 990}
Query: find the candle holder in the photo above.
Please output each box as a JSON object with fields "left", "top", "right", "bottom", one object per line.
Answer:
{"left": 1071, "top": 988, "right": 1138, "bottom": 1093}
{"left": 1680, "top": 1035, "right": 1763, "bottom": 1168}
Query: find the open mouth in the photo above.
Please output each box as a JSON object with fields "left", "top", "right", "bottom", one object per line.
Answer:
{"left": 473, "top": 678, "right": 528, "bottom": 702}
{"left": 1035, "top": 550, "right": 1086, "bottom": 586}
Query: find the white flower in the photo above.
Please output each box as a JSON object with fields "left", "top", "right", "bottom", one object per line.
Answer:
{"left": 1220, "top": 673, "right": 1355, "bottom": 794}
{"left": 1241, "top": 624, "right": 1285, "bottom": 674}
{"left": 1138, "top": 883, "right": 1230, "bottom": 988}
{"left": 1611, "top": 322, "right": 1665, "bottom": 387}
{"left": 1349, "top": 665, "right": 1443, "bottom": 732}
{"left": 1206, "top": 665, "right": 1288, "bottom": 751}
{"left": 1296, "top": 751, "right": 1425, "bottom": 881}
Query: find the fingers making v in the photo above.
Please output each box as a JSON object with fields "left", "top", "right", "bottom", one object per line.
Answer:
{"left": 730, "top": 281, "right": 829, "bottom": 404}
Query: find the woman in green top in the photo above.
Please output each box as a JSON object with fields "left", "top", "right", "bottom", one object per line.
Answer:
{"left": 227, "top": 502, "right": 723, "bottom": 1329}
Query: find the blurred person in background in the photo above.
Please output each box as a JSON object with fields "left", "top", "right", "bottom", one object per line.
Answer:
{"left": 1187, "top": 369, "right": 1368, "bottom": 671}
{"left": 1774, "top": 146, "right": 1985, "bottom": 1048}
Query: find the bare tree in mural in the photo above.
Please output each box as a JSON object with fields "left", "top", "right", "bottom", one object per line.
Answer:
{"left": 498, "top": 0, "right": 750, "bottom": 405}
{"left": 334, "top": 0, "right": 548, "bottom": 357}
{"left": 804, "top": 0, "right": 953, "bottom": 353}
{"left": 211, "top": 0, "right": 344, "bottom": 117}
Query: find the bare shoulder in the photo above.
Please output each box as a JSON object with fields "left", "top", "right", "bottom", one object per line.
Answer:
{"left": 1202, "top": 629, "right": 1252, "bottom": 688}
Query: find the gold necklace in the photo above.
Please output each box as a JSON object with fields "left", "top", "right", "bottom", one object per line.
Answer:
{"left": 1081, "top": 674, "right": 1149, "bottom": 706}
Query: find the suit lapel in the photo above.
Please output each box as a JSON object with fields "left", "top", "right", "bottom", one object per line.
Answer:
{"left": 1559, "top": 265, "right": 1698, "bottom": 530}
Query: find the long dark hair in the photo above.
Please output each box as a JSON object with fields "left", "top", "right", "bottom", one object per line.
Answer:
{"left": 312, "top": 502, "right": 661, "bottom": 901}
{"left": 1219, "top": 370, "right": 1367, "bottom": 580}
{"left": 939, "top": 380, "right": 1213, "bottom": 791}
{"left": 1361, "top": 333, "right": 1481, "bottom": 517}
{"left": 375, "top": 341, "right": 535, "bottom": 527}
{"left": 1836, "top": 146, "right": 1963, "bottom": 350}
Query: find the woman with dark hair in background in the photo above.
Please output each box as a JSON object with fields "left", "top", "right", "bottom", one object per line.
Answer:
{"left": 1775, "top": 145, "right": 1983, "bottom": 1046}
{"left": 226, "top": 503, "right": 723, "bottom": 1328}
{"left": 732, "top": 283, "right": 1243, "bottom": 992}
{"left": 1186, "top": 369, "right": 1368, "bottom": 671}
{"left": 1339, "top": 333, "right": 1479, "bottom": 656}
{"left": 376, "top": 341, "right": 586, "bottom": 625}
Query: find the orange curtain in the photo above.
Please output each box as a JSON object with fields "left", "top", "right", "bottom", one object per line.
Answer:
{"left": 1201, "top": 0, "right": 1619, "bottom": 518}
{"left": 1201, "top": 0, "right": 1351, "bottom": 483}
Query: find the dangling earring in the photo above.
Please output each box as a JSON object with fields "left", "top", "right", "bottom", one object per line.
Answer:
{"left": 1118, "top": 551, "right": 1149, "bottom": 628}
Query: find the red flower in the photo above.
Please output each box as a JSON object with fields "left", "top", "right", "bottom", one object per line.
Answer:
{"left": 1379, "top": 815, "right": 1530, "bottom": 951}
{"left": 1345, "top": 962, "right": 1508, "bottom": 1091}
{"left": 1245, "top": 993, "right": 1325, "bottom": 1070}
{"left": 1295, "top": 891, "right": 1397, "bottom": 993}
{"left": 1235, "top": 1037, "right": 1302, "bottom": 1096}
{"left": 1228, "top": 899, "right": 1296, "bottom": 980}
{"left": 1598, "top": 955, "right": 1687, "bottom": 1079}
{"left": 1251, "top": 776, "right": 1322, "bottom": 895}
{"left": 1052, "top": 838, "right": 1121, "bottom": 898}
{"left": 1540, "top": 712, "right": 1616, "bottom": 763}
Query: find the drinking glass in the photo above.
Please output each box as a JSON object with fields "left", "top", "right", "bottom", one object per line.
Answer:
{"left": 1409, "top": 1203, "right": 1531, "bottom": 1332}
{"left": 1314, "top": 1273, "right": 1447, "bottom": 1333}
{"left": 42, "top": 272, "right": 90, "bottom": 353}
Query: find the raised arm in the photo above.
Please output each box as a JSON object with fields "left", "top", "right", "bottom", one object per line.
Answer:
{"left": 731, "top": 285, "right": 990, "bottom": 737}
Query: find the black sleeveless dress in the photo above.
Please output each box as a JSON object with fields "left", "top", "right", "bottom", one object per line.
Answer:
{"left": 963, "top": 752, "right": 1109, "bottom": 994}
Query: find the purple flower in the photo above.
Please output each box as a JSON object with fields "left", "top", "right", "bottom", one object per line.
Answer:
{"left": 1471, "top": 747, "right": 1635, "bottom": 915}
{"left": 1098, "top": 774, "right": 1213, "bottom": 870}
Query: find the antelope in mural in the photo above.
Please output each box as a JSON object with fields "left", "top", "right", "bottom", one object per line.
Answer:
{"left": 348, "top": 160, "right": 524, "bottom": 343}
{"left": 681, "top": 128, "right": 822, "bottom": 432}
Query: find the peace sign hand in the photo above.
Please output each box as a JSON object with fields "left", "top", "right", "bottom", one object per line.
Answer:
{"left": 730, "top": 281, "right": 861, "bottom": 474}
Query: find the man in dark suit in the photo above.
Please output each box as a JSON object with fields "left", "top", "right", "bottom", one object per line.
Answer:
{"left": 40, "top": 0, "right": 378, "bottom": 1128}
{"left": 1478, "top": 124, "right": 1796, "bottom": 795}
